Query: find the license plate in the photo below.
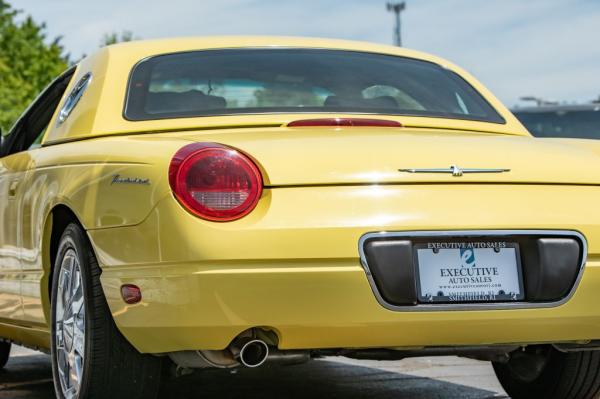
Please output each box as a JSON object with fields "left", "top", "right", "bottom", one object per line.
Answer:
{"left": 416, "top": 242, "right": 524, "bottom": 303}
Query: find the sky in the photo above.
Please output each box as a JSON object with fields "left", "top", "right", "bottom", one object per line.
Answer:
{"left": 11, "top": 0, "right": 600, "bottom": 107}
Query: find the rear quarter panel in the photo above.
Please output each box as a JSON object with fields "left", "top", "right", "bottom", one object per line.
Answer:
{"left": 17, "top": 135, "right": 183, "bottom": 326}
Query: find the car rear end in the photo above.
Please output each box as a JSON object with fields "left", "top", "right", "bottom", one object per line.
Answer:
{"left": 73, "top": 40, "right": 600, "bottom": 398}
{"left": 90, "top": 126, "right": 600, "bottom": 354}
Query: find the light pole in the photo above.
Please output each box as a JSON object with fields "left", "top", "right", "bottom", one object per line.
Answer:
{"left": 386, "top": 2, "right": 406, "bottom": 47}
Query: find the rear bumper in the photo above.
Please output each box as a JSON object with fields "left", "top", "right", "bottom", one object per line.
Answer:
{"left": 98, "top": 257, "right": 600, "bottom": 354}
{"left": 102, "top": 261, "right": 600, "bottom": 353}
{"left": 89, "top": 184, "right": 600, "bottom": 354}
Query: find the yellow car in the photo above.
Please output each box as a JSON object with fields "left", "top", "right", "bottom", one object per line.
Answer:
{"left": 1, "top": 36, "right": 599, "bottom": 399}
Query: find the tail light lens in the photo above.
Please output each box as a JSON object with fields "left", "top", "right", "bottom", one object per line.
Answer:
{"left": 169, "top": 143, "right": 263, "bottom": 221}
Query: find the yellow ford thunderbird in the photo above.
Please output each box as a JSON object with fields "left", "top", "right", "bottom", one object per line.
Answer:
{"left": 1, "top": 37, "right": 600, "bottom": 399}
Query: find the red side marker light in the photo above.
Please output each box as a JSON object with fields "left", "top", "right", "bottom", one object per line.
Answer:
{"left": 121, "top": 284, "right": 142, "bottom": 304}
{"left": 287, "top": 118, "right": 402, "bottom": 128}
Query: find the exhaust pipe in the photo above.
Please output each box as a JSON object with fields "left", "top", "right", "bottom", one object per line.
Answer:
{"left": 231, "top": 337, "right": 270, "bottom": 368}
{"left": 168, "top": 329, "right": 310, "bottom": 370}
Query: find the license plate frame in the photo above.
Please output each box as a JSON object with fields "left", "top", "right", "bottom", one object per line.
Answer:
{"left": 414, "top": 241, "right": 525, "bottom": 304}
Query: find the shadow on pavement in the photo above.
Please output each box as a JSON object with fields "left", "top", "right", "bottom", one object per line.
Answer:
{"left": 0, "top": 354, "right": 54, "bottom": 398}
{"left": 0, "top": 354, "right": 502, "bottom": 399}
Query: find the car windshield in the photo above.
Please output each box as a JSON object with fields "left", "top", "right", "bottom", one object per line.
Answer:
{"left": 514, "top": 108, "right": 600, "bottom": 140}
{"left": 125, "top": 49, "right": 504, "bottom": 123}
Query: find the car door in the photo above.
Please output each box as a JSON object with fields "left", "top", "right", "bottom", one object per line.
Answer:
{"left": 0, "top": 137, "right": 26, "bottom": 320}
{"left": 0, "top": 68, "right": 74, "bottom": 324}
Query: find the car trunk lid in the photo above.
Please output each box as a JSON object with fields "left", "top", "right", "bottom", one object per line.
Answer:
{"left": 179, "top": 126, "right": 600, "bottom": 186}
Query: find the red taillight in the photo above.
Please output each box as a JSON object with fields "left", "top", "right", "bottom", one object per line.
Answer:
{"left": 169, "top": 143, "right": 263, "bottom": 221}
{"left": 287, "top": 118, "right": 402, "bottom": 128}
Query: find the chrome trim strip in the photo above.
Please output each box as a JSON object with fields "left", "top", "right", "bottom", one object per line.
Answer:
{"left": 358, "top": 229, "right": 588, "bottom": 312}
{"left": 399, "top": 165, "right": 510, "bottom": 177}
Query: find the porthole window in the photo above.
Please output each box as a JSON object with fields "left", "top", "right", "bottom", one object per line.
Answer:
{"left": 57, "top": 72, "right": 92, "bottom": 125}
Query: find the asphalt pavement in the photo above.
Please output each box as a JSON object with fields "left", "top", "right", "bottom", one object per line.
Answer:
{"left": 0, "top": 346, "right": 508, "bottom": 398}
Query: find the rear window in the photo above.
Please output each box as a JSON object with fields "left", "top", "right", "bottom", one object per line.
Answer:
{"left": 125, "top": 49, "right": 505, "bottom": 124}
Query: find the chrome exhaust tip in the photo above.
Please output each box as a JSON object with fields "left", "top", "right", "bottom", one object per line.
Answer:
{"left": 238, "top": 339, "right": 269, "bottom": 368}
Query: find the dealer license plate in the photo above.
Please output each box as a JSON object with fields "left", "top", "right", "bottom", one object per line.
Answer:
{"left": 416, "top": 241, "right": 524, "bottom": 303}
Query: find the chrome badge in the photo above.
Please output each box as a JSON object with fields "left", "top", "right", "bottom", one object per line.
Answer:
{"left": 111, "top": 174, "right": 151, "bottom": 185}
{"left": 399, "top": 165, "right": 510, "bottom": 177}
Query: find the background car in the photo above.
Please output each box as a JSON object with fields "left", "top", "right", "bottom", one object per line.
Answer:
{"left": 513, "top": 98, "right": 600, "bottom": 139}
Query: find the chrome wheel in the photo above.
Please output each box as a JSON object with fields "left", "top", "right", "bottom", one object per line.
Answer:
{"left": 55, "top": 249, "right": 85, "bottom": 399}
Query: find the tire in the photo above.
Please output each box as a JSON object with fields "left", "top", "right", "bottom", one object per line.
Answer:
{"left": 493, "top": 345, "right": 600, "bottom": 399}
{"left": 0, "top": 341, "right": 10, "bottom": 369}
{"left": 50, "top": 223, "right": 161, "bottom": 399}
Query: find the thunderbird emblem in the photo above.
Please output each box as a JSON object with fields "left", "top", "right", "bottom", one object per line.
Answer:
{"left": 399, "top": 165, "right": 510, "bottom": 177}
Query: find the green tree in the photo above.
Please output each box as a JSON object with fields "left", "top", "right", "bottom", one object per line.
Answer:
{"left": 0, "top": 0, "right": 69, "bottom": 133}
